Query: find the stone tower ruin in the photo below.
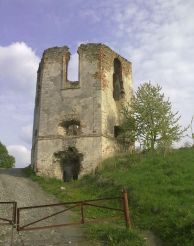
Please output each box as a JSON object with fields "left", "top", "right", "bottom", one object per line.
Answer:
{"left": 31, "top": 43, "right": 133, "bottom": 181}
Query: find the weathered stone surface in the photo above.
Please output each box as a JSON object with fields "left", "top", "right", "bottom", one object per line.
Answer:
{"left": 31, "top": 43, "right": 133, "bottom": 180}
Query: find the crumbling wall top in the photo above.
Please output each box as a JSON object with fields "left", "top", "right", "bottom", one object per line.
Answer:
{"left": 43, "top": 46, "right": 70, "bottom": 60}
{"left": 41, "top": 43, "right": 131, "bottom": 65}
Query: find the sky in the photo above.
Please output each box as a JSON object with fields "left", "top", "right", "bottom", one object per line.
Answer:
{"left": 0, "top": 0, "right": 194, "bottom": 167}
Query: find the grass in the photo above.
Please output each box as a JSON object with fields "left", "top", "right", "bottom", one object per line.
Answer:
{"left": 25, "top": 147, "right": 194, "bottom": 245}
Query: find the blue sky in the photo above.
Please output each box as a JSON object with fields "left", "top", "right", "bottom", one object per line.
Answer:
{"left": 0, "top": 0, "right": 194, "bottom": 167}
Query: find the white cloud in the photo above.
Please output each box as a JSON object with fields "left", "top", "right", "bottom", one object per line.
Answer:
{"left": 7, "top": 145, "right": 30, "bottom": 168}
{"left": 108, "top": 1, "right": 194, "bottom": 129}
{"left": 0, "top": 42, "right": 39, "bottom": 167}
{"left": 81, "top": 0, "right": 194, "bottom": 145}
{"left": 0, "top": 42, "right": 39, "bottom": 94}
{"left": 20, "top": 124, "right": 33, "bottom": 145}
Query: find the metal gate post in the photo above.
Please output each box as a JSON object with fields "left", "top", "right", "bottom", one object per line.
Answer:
{"left": 122, "top": 189, "right": 131, "bottom": 229}
{"left": 16, "top": 208, "right": 20, "bottom": 231}
{"left": 13, "top": 202, "right": 17, "bottom": 225}
{"left": 81, "top": 202, "right": 85, "bottom": 224}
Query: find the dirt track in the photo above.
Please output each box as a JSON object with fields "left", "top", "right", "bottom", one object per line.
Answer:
{"left": 0, "top": 168, "right": 98, "bottom": 246}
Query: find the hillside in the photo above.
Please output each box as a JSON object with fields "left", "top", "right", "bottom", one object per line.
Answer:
{"left": 28, "top": 147, "right": 194, "bottom": 245}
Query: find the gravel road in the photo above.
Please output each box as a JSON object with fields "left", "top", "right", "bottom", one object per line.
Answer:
{"left": 0, "top": 168, "right": 99, "bottom": 246}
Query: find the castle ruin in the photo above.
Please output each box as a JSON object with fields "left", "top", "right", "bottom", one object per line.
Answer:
{"left": 31, "top": 43, "right": 133, "bottom": 181}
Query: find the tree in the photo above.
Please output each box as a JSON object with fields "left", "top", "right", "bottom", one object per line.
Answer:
{"left": 122, "top": 82, "right": 184, "bottom": 152}
{"left": 0, "top": 142, "right": 15, "bottom": 168}
{"left": 187, "top": 115, "right": 194, "bottom": 146}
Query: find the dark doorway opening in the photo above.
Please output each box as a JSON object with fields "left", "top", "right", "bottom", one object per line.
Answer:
{"left": 55, "top": 147, "right": 83, "bottom": 182}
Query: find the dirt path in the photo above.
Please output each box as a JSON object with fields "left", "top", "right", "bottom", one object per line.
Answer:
{"left": 0, "top": 168, "right": 98, "bottom": 246}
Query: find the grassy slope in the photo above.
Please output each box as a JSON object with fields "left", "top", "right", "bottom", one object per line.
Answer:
{"left": 27, "top": 147, "right": 194, "bottom": 245}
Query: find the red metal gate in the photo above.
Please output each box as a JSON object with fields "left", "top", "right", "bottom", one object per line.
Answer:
{"left": 16, "top": 190, "right": 131, "bottom": 231}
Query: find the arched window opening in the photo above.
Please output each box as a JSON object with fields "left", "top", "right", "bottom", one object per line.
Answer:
{"left": 113, "top": 58, "right": 125, "bottom": 100}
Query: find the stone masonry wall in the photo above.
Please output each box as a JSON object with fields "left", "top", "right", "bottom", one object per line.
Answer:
{"left": 31, "top": 43, "right": 132, "bottom": 180}
{"left": 100, "top": 45, "right": 133, "bottom": 159}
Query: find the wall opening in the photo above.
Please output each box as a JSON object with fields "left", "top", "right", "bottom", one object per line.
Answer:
{"left": 113, "top": 58, "right": 125, "bottom": 100}
{"left": 114, "top": 125, "right": 122, "bottom": 138}
{"left": 67, "top": 53, "right": 79, "bottom": 82}
{"left": 58, "top": 120, "right": 80, "bottom": 136}
{"left": 54, "top": 147, "right": 83, "bottom": 182}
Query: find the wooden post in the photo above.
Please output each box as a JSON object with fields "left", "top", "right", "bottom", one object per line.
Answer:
{"left": 122, "top": 189, "right": 131, "bottom": 229}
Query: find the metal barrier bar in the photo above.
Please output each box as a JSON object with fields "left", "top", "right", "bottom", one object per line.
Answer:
{"left": 18, "top": 216, "right": 123, "bottom": 231}
{"left": 18, "top": 204, "right": 80, "bottom": 230}
{"left": 16, "top": 207, "right": 20, "bottom": 231}
{"left": 12, "top": 201, "right": 17, "bottom": 225}
{"left": 16, "top": 191, "right": 132, "bottom": 231}
{"left": 81, "top": 202, "right": 84, "bottom": 224}
{"left": 0, "top": 201, "right": 17, "bottom": 225}
{"left": 83, "top": 202, "right": 124, "bottom": 212}
{"left": 0, "top": 217, "right": 13, "bottom": 224}
{"left": 18, "top": 221, "right": 84, "bottom": 231}
{"left": 18, "top": 196, "right": 121, "bottom": 210}
{"left": 0, "top": 202, "right": 16, "bottom": 204}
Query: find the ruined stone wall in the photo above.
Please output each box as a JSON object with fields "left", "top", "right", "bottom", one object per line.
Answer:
{"left": 100, "top": 45, "right": 133, "bottom": 159}
{"left": 32, "top": 44, "right": 103, "bottom": 178}
{"left": 32, "top": 43, "right": 132, "bottom": 180}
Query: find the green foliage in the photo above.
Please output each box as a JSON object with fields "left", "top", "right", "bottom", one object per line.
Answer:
{"left": 24, "top": 165, "right": 36, "bottom": 176}
{"left": 88, "top": 225, "right": 145, "bottom": 246}
{"left": 187, "top": 115, "right": 194, "bottom": 146}
{"left": 29, "top": 147, "right": 194, "bottom": 245}
{"left": 100, "top": 148, "right": 194, "bottom": 245}
{"left": 0, "top": 142, "right": 15, "bottom": 168}
{"left": 122, "top": 82, "right": 184, "bottom": 152}
{"left": 117, "top": 112, "right": 136, "bottom": 151}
